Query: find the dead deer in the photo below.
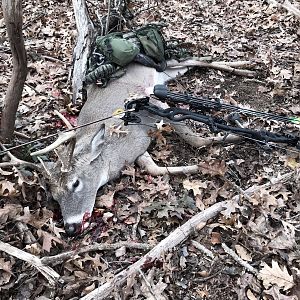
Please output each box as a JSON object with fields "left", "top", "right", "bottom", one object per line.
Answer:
{"left": 31, "top": 61, "right": 240, "bottom": 236}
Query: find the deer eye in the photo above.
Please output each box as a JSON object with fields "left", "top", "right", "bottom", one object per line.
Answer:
{"left": 73, "top": 179, "right": 80, "bottom": 189}
{"left": 68, "top": 178, "right": 83, "bottom": 192}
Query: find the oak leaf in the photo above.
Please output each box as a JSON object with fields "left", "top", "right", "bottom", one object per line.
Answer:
{"left": 259, "top": 260, "right": 294, "bottom": 291}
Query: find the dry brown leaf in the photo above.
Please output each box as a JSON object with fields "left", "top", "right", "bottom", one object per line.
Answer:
{"left": 211, "top": 231, "right": 221, "bottom": 245}
{"left": 95, "top": 191, "right": 115, "bottom": 209}
{"left": 0, "top": 270, "right": 12, "bottom": 286}
{"left": 37, "top": 229, "right": 65, "bottom": 253}
{"left": 0, "top": 258, "right": 13, "bottom": 274}
{"left": 0, "top": 204, "right": 23, "bottom": 224}
{"left": 82, "top": 283, "right": 96, "bottom": 295}
{"left": 198, "top": 160, "right": 227, "bottom": 177}
{"left": 115, "top": 246, "right": 126, "bottom": 258}
{"left": 235, "top": 245, "right": 252, "bottom": 262}
{"left": 182, "top": 179, "right": 207, "bottom": 196}
{"left": 16, "top": 207, "right": 53, "bottom": 229}
{"left": 0, "top": 180, "right": 17, "bottom": 196}
{"left": 285, "top": 157, "right": 299, "bottom": 170}
{"left": 263, "top": 285, "right": 298, "bottom": 300}
{"left": 25, "top": 243, "right": 42, "bottom": 256}
{"left": 74, "top": 270, "right": 89, "bottom": 279}
{"left": 140, "top": 269, "right": 168, "bottom": 300}
{"left": 259, "top": 260, "right": 294, "bottom": 291}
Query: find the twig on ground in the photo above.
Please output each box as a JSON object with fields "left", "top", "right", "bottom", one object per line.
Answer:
{"left": 14, "top": 131, "right": 31, "bottom": 139}
{"left": 42, "top": 55, "right": 66, "bottom": 64}
{"left": 80, "top": 201, "right": 227, "bottom": 300}
{"left": 0, "top": 240, "right": 61, "bottom": 285}
{"left": 41, "top": 241, "right": 152, "bottom": 266}
{"left": 191, "top": 240, "right": 215, "bottom": 260}
{"left": 24, "top": 83, "right": 42, "bottom": 95}
{"left": 221, "top": 243, "right": 258, "bottom": 275}
{"left": 132, "top": 211, "right": 142, "bottom": 240}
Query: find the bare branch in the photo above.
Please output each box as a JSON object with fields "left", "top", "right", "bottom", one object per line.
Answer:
{"left": 221, "top": 243, "right": 258, "bottom": 275}
{"left": 0, "top": 240, "right": 61, "bottom": 286}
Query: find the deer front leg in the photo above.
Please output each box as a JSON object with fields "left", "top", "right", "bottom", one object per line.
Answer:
{"left": 136, "top": 151, "right": 199, "bottom": 176}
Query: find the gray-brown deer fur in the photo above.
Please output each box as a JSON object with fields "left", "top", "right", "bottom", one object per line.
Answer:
{"left": 50, "top": 63, "right": 189, "bottom": 235}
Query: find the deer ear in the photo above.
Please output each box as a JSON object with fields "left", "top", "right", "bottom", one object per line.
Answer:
{"left": 91, "top": 124, "right": 105, "bottom": 157}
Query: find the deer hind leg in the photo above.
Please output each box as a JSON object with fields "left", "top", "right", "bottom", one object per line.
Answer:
{"left": 136, "top": 151, "right": 199, "bottom": 176}
{"left": 171, "top": 123, "right": 242, "bottom": 148}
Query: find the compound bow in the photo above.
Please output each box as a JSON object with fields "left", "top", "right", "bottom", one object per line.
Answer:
{"left": 123, "top": 85, "right": 300, "bottom": 151}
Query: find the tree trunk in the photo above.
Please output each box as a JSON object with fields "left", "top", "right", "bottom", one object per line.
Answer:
{"left": 71, "top": 0, "right": 94, "bottom": 103}
{"left": 1, "top": 0, "right": 27, "bottom": 141}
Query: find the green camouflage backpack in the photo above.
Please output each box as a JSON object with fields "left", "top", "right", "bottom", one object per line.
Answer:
{"left": 95, "top": 32, "right": 140, "bottom": 67}
{"left": 135, "top": 25, "right": 165, "bottom": 63}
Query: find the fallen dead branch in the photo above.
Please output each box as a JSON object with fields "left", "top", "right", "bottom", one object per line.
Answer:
{"left": 41, "top": 241, "right": 152, "bottom": 266}
{"left": 233, "top": 171, "right": 295, "bottom": 200}
{"left": 0, "top": 240, "right": 61, "bottom": 286}
{"left": 167, "top": 59, "right": 257, "bottom": 77}
{"left": 267, "top": 0, "right": 300, "bottom": 19}
{"left": 81, "top": 200, "right": 228, "bottom": 300}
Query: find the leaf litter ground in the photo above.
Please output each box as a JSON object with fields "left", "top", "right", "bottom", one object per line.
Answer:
{"left": 0, "top": 0, "right": 300, "bottom": 299}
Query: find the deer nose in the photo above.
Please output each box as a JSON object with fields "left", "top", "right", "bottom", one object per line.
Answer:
{"left": 64, "top": 223, "right": 81, "bottom": 236}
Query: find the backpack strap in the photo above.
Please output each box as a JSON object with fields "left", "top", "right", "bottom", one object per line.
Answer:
{"left": 134, "top": 53, "right": 166, "bottom": 72}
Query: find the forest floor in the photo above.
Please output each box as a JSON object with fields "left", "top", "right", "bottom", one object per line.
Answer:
{"left": 0, "top": 0, "right": 300, "bottom": 299}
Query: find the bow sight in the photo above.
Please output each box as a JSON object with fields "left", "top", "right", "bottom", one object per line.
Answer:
{"left": 123, "top": 85, "right": 300, "bottom": 151}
